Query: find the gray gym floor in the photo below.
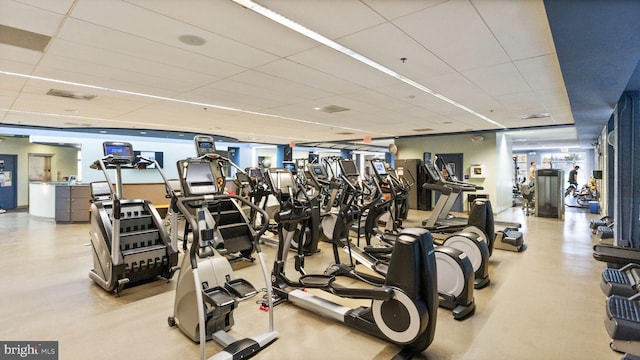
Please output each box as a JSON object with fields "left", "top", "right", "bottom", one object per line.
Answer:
{"left": 0, "top": 206, "right": 617, "bottom": 359}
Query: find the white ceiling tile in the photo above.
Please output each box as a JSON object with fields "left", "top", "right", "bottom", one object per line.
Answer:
{"left": 228, "top": 70, "right": 333, "bottom": 101}
{"left": 535, "top": 87, "right": 571, "bottom": 109}
{"left": 126, "top": 0, "right": 318, "bottom": 57}
{"left": 255, "top": 59, "right": 364, "bottom": 95}
{"left": 69, "top": 0, "right": 278, "bottom": 68}
{"left": 288, "top": 46, "right": 400, "bottom": 89}
{"left": 339, "top": 22, "right": 455, "bottom": 81}
{"left": 0, "top": 0, "right": 65, "bottom": 36}
{"left": 393, "top": 0, "right": 510, "bottom": 71}
{"left": 56, "top": 19, "right": 246, "bottom": 79}
{"left": 516, "top": 54, "right": 565, "bottom": 91}
{"left": 14, "top": 0, "right": 75, "bottom": 15}
{"left": 463, "top": 62, "right": 530, "bottom": 97}
{"left": 363, "top": 0, "right": 447, "bottom": 20}
{"left": 0, "top": 43, "right": 42, "bottom": 72}
{"left": 255, "top": 0, "right": 386, "bottom": 39}
{"left": 471, "top": 0, "right": 556, "bottom": 61}
{"left": 342, "top": 89, "right": 410, "bottom": 111}
{"left": 43, "top": 40, "right": 220, "bottom": 93}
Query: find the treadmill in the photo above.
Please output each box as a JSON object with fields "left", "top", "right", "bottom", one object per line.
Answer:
{"left": 421, "top": 160, "right": 525, "bottom": 252}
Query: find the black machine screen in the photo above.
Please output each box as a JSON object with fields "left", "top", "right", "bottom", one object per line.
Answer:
{"left": 310, "top": 164, "right": 328, "bottom": 179}
{"left": 339, "top": 160, "right": 359, "bottom": 177}
{"left": 248, "top": 168, "right": 262, "bottom": 179}
{"left": 372, "top": 161, "right": 387, "bottom": 175}
{"left": 194, "top": 135, "right": 216, "bottom": 157}
{"left": 282, "top": 161, "right": 297, "bottom": 172}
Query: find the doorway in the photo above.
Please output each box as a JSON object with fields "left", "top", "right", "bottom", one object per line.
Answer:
{"left": 0, "top": 154, "right": 18, "bottom": 210}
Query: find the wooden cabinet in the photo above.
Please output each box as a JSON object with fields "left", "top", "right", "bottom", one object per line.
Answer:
{"left": 55, "top": 185, "right": 91, "bottom": 223}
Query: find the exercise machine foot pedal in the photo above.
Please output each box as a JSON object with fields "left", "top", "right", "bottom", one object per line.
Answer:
{"left": 225, "top": 278, "right": 258, "bottom": 299}
{"left": 299, "top": 274, "right": 335, "bottom": 288}
{"left": 202, "top": 286, "right": 236, "bottom": 309}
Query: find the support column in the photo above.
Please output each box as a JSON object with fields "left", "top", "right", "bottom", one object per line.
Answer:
{"left": 614, "top": 91, "right": 640, "bottom": 248}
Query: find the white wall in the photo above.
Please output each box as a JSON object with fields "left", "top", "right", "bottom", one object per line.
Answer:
{"left": 395, "top": 132, "right": 513, "bottom": 213}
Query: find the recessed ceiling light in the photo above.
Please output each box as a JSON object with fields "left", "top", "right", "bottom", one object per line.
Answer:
{"left": 178, "top": 34, "right": 206, "bottom": 46}
{"left": 178, "top": 134, "right": 185, "bottom": 137}
{"left": 139, "top": 131, "right": 147, "bottom": 135}
{"left": 99, "top": 130, "right": 107, "bottom": 134}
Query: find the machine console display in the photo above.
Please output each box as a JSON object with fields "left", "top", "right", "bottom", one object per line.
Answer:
{"left": 423, "top": 161, "right": 441, "bottom": 182}
{"left": 183, "top": 161, "right": 219, "bottom": 196}
{"left": 268, "top": 169, "right": 297, "bottom": 195}
{"left": 339, "top": 160, "right": 359, "bottom": 177}
{"left": 309, "top": 164, "right": 328, "bottom": 180}
{"left": 194, "top": 135, "right": 216, "bottom": 157}
{"left": 282, "top": 161, "right": 297, "bottom": 174}
{"left": 103, "top": 142, "right": 134, "bottom": 164}
{"left": 371, "top": 160, "right": 387, "bottom": 176}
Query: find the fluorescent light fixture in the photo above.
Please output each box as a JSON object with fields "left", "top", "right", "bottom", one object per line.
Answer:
{"left": 232, "top": 0, "right": 507, "bottom": 129}
{"left": 0, "top": 70, "right": 385, "bottom": 137}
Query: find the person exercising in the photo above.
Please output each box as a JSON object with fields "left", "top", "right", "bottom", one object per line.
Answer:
{"left": 568, "top": 165, "right": 579, "bottom": 196}
{"left": 528, "top": 161, "right": 536, "bottom": 183}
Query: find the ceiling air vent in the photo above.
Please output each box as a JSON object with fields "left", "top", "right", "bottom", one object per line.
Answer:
{"left": 314, "top": 105, "right": 350, "bottom": 113}
{"left": 47, "top": 89, "right": 96, "bottom": 101}
{"left": 335, "top": 132, "right": 355, "bottom": 135}
{"left": 519, "top": 113, "right": 550, "bottom": 120}
{"left": 412, "top": 128, "right": 434, "bottom": 132}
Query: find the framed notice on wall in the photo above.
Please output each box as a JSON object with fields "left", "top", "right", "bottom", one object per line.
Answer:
{"left": 0, "top": 171, "right": 12, "bottom": 187}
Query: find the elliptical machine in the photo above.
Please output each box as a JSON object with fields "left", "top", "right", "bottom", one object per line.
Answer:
{"left": 265, "top": 167, "right": 438, "bottom": 359}
{"left": 340, "top": 159, "right": 475, "bottom": 320}
{"left": 88, "top": 141, "right": 178, "bottom": 295}
{"left": 168, "top": 147, "right": 277, "bottom": 360}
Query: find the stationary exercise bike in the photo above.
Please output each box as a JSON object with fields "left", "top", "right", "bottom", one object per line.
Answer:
{"left": 265, "top": 167, "right": 438, "bottom": 359}
{"left": 168, "top": 153, "right": 277, "bottom": 360}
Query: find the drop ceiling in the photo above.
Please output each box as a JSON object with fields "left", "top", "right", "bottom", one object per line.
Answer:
{"left": 0, "top": 0, "right": 634, "bottom": 147}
